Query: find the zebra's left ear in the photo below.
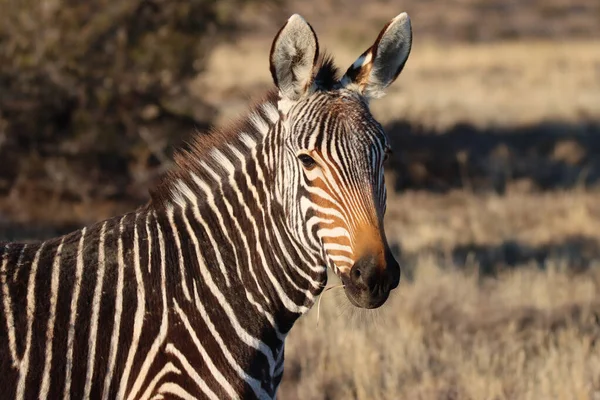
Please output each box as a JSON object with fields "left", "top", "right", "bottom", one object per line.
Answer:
{"left": 270, "top": 14, "right": 319, "bottom": 104}
{"left": 342, "top": 12, "right": 412, "bottom": 99}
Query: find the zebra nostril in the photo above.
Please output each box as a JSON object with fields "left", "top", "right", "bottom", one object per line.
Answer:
{"left": 352, "top": 269, "right": 362, "bottom": 285}
{"left": 350, "top": 264, "right": 367, "bottom": 288}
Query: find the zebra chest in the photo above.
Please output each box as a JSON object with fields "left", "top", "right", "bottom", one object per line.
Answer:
{"left": 132, "top": 292, "right": 286, "bottom": 400}
{"left": 141, "top": 327, "right": 286, "bottom": 400}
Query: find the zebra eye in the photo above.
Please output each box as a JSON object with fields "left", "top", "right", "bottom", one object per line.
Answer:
{"left": 298, "top": 153, "right": 317, "bottom": 169}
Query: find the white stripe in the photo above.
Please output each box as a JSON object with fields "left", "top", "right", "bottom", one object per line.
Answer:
{"left": 102, "top": 218, "right": 126, "bottom": 399}
{"left": 138, "top": 363, "right": 181, "bottom": 400}
{"left": 145, "top": 213, "right": 153, "bottom": 273}
{"left": 218, "top": 153, "right": 309, "bottom": 313}
{"left": 191, "top": 283, "right": 269, "bottom": 398}
{"left": 83, "top": 222, "right": 107, "bottom": 399}
{"left": 118, "top": 213, "right": 147, "bottom": 399}
{"left": 127, "top": 214, "right": 169, "bottom": 400}
{"left": 172, "top": 180, "right": 196, "bottom": 209}
{"left": 16, "top": 243, "right": 45, "bottom": 400}
{"left": 198, "top": 161, "right": 270, "bottom": 304}
{"left": 62, "top": 228, "right": 86, "bottom": 400}
{"left": 211, "top": 149, "right": 235, "bottom": 174}
{"left": 304, "top": 184, "right": 339, "bottom": 205}
{"left": 317, "top": 227, "right": 351, "bottom": 240}
{"left": 1, "top": 246, "right": 19, "bottom": 367}
{"left": 328, "top": 254, "right": 355, "bottom": 264}
{"left": 12, "top": 243, "right": 28, "bottom": 283}
{"left": 39, "top": 238, "right": 65, "bottom": 399}
{"left": 158, "top": 382, "right": 205, "bottom": 400}
{"left": 165, "top": 342, "right": 221, "bottom": 400}
{"left": 323, "top": 243, "right": 353, "bottom": 253}
{"left": 179, "top": 183, "right": 231, "bottom": 287}
{"left": 179, "top": 212, "right": 278, "bottom": 367}
{"left": 239, "top": 132, "right": 256, "bottom": 148}
{"left": 300, "top": 197, "right": 346, "bottom": 221}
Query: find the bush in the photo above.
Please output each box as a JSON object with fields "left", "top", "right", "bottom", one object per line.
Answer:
{"left": 0, "top": 0, "right": 278, "bottom": 208}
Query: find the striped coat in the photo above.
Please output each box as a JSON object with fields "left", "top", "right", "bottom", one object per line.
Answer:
{"left": 0, "top": 12, "right": 412, "bottom": 400}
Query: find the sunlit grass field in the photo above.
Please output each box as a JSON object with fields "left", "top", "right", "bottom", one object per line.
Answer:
{"left": 282, "top": 264, "right": 600, "bottom": 399}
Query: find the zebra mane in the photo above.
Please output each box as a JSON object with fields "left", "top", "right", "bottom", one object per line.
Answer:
{"left": 313, "top": 54, "right": 339, "bottom": 90}
{"left": 149, "top": 55, "right": 340, "bottom": 210}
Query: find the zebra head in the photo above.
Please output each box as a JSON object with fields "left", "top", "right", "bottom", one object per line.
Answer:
{"left": 269, "top": 13, "right": 412, "bottom": 309}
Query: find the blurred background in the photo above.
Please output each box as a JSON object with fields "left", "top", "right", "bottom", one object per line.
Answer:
{"left": 1, "top": 0, "right": 600, "bottom": 398}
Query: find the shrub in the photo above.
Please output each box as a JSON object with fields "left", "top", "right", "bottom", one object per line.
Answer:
{"left": 0, "top": 0, "right": 278, "bottom": 208}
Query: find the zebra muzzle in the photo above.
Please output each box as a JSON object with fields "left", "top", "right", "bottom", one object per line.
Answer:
{"left": 342, "top": 251, "right": 400, "bottom": 309}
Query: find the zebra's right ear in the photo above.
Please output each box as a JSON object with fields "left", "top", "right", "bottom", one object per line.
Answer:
{"left": 270, "top": 14, "right": 319, "bottom": 104}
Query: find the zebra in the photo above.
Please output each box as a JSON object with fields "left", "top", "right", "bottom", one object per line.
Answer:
{"left": 0, "top": 11, "right": 412, "bottom": 400}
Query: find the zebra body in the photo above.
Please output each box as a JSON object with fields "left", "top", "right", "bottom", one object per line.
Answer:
{"left": 1, "top": 202, "right": 310, "bottom": 399}
{"left": 0, "top": 12, "right": 412, "bottom": 400}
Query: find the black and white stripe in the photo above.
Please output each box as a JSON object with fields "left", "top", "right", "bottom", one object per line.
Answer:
{"left": 1, "top": 200, "right": 309, "bottom": 399}
{"left": 0, "top": 11, "right": 412, "bottom": 400}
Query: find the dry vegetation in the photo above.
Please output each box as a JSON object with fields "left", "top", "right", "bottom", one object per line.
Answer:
{"left": 279, "top": 188, "right": 600, "bottom": 399}
{"left": 197, "top": 32, "right": 600, "bottom": 130}
{"left": 282, "top": 265, "right": 600, "bottom": 399}
{"left": 0, "top": 0, "right": 279, "bottom": 229}
{"left": 2, "top": 0, "right": 600, "bottom": 398}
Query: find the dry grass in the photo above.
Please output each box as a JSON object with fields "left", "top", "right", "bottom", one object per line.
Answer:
{"left": 280, "top": 263, "right": 600, "bottom": 400}
{"left": 383, "top": 186, "right": 600, "bottom": 255}
{"left": 277, "top": 187, "right": 600, "bottom": 399}
{"left": 193, "top": 0, "right": 600, "bottom": 130}
{"left": 194, "top": 39, "right": 600, "bottom": 130}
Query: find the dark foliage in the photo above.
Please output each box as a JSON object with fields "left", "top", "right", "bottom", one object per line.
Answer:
{"left": 0, "top": 0, "right": 278, "bottom": 209}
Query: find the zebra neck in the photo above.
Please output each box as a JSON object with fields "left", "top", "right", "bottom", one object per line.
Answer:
{"left": 152, "top": 153, "right": 327, "bottom": 331}
{"left": 148, "top": 97, "right": 327, "bottom": 332}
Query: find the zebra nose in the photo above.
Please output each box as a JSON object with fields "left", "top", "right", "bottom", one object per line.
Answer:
{"left": 348, "top": 251, "right": 400, "bottom": 306}
{"left": 349, "top": 255, "right": 377, "bottom": 291}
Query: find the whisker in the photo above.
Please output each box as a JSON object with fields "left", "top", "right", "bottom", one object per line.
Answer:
{"left": 316, "top": 284, "right": 345, "bottom": 327}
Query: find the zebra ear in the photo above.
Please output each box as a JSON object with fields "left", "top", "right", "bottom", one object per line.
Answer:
{"left": 342, "top": 12, "right": 412, "bottom": 99}
{"left": 270, "top": 14, "right": 319, "bottom": 103}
